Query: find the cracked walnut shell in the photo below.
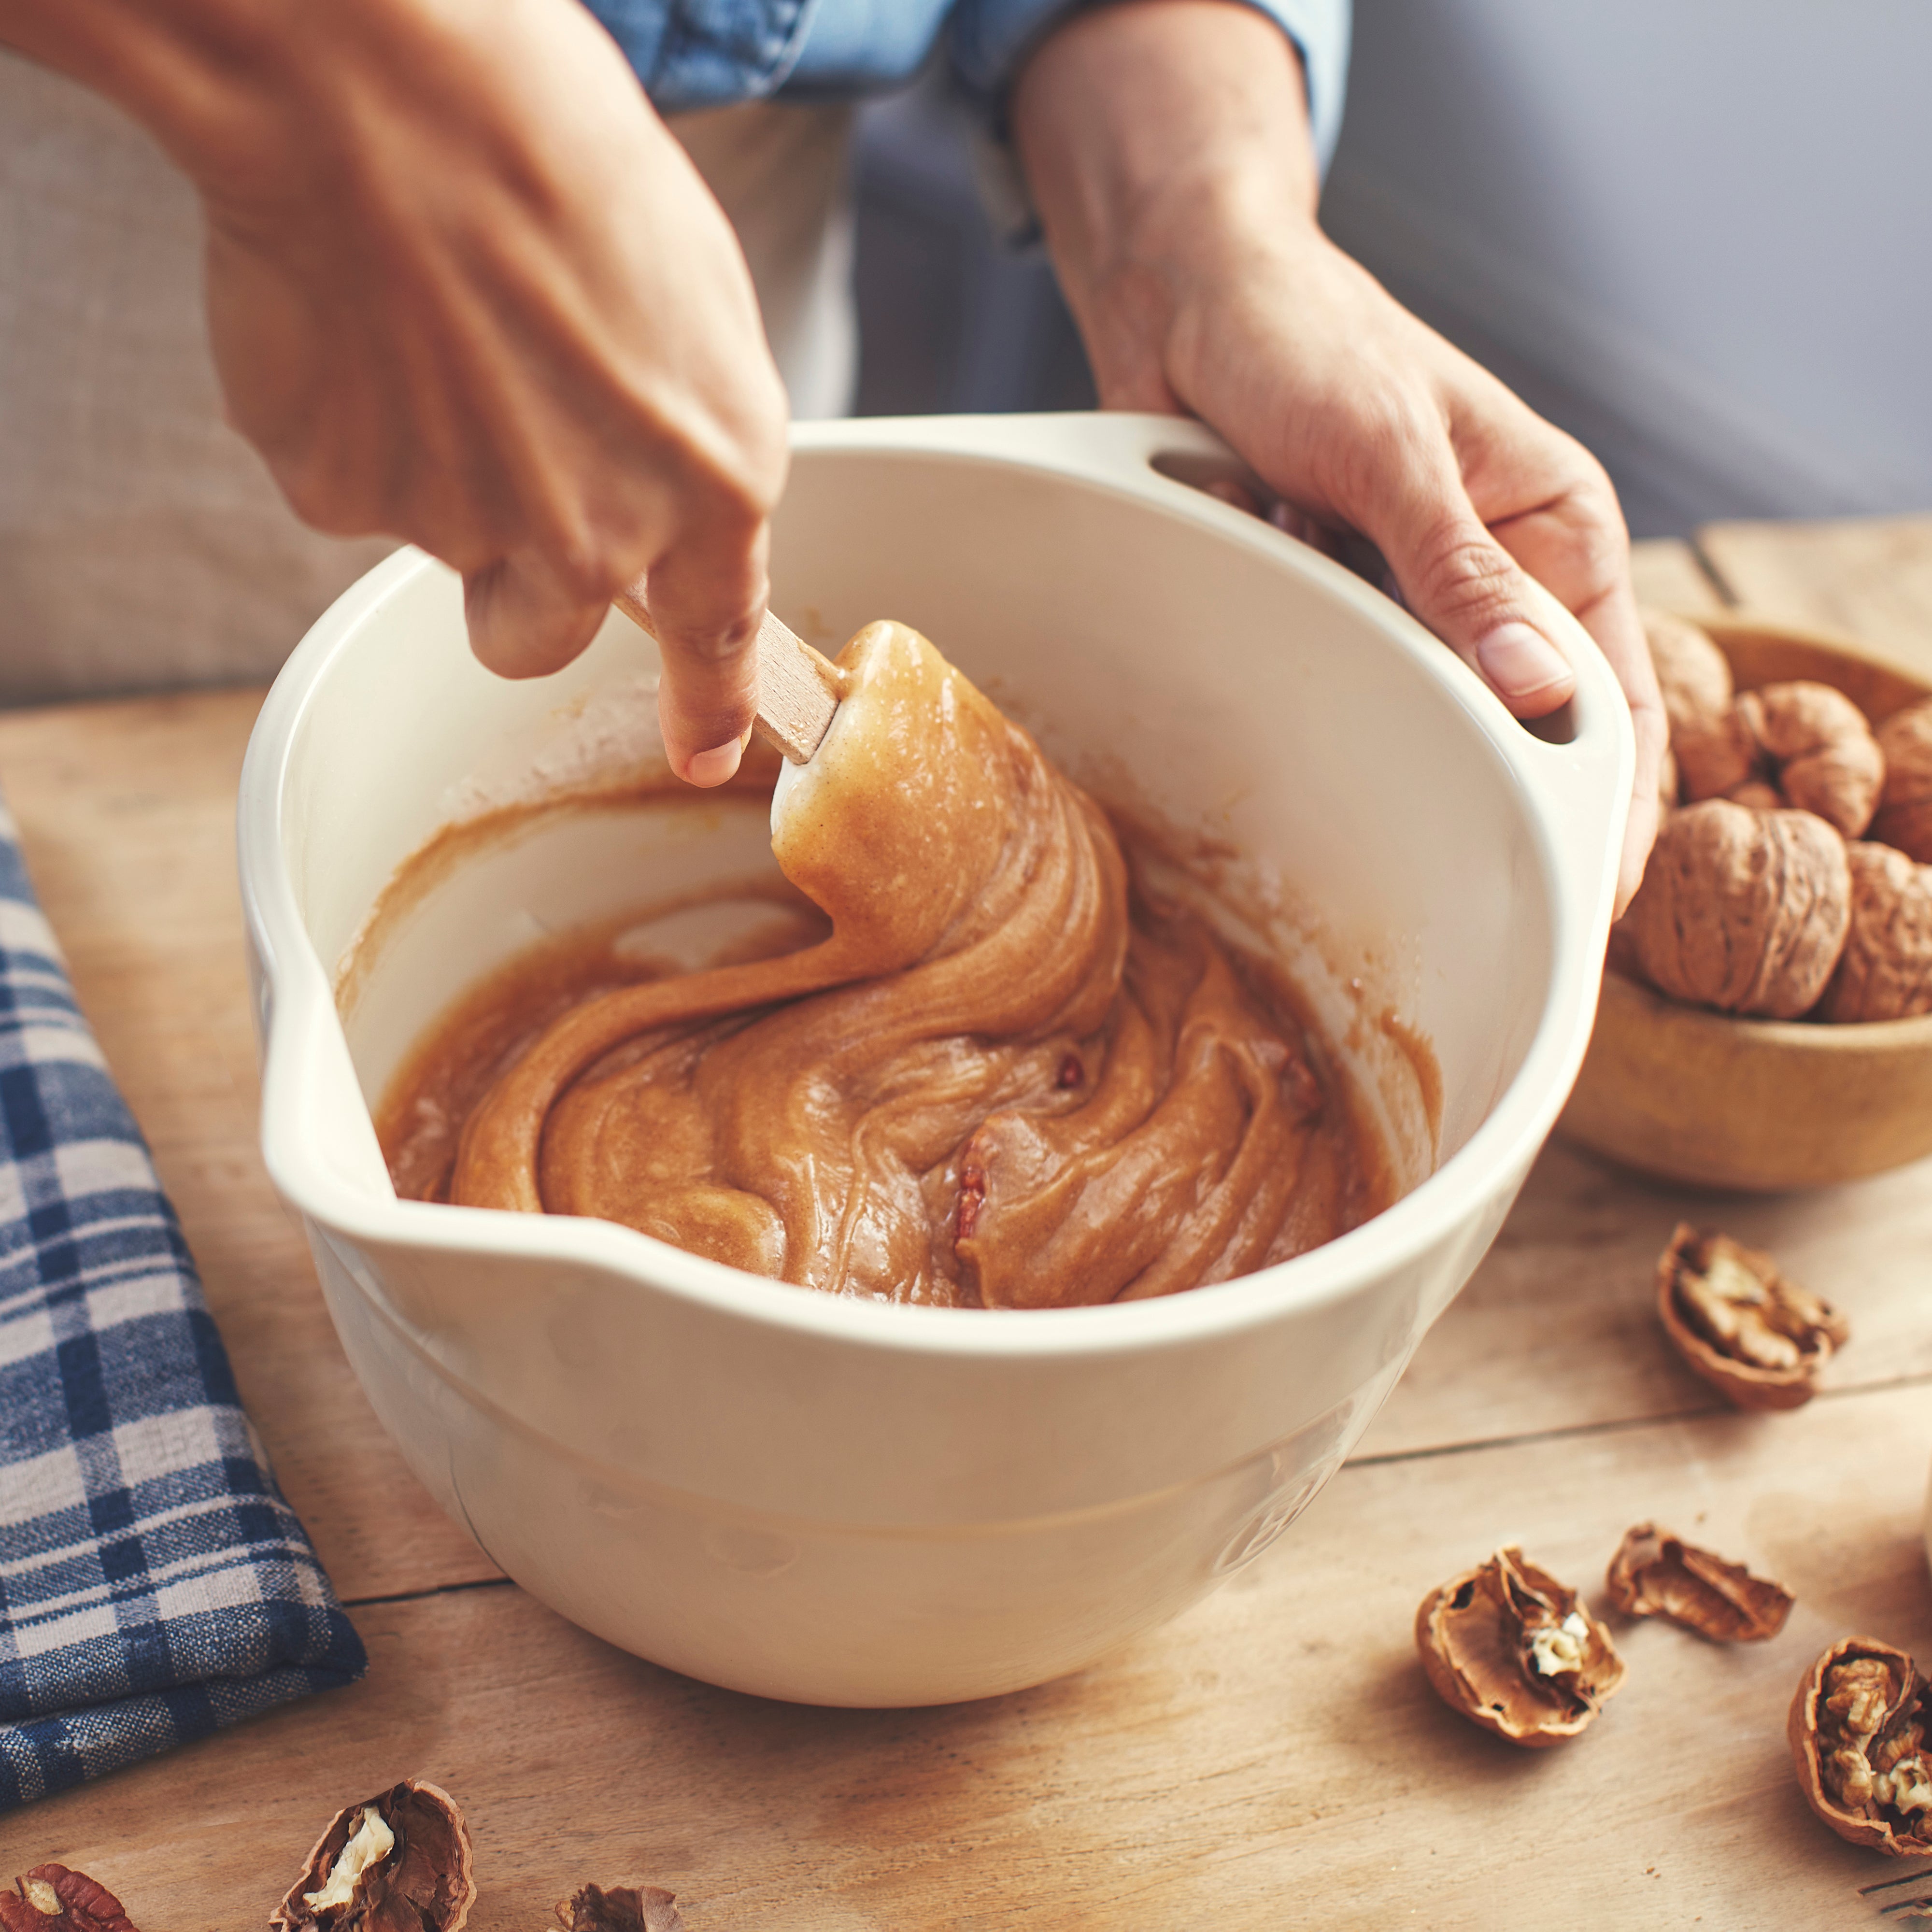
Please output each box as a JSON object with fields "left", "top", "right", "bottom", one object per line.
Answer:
{"left": 0, "top": 1869, "right": 138, "bottom": 1932}
{"left": 1816, "top": 841, "right": 1932, "bottom": 1023}
{"left": 270, "top": 1780, "right": 474, "bottom": 1932}
{"left": 1677, "top": 680, "right": 1885, "bottom": 837}
{"left": 1620, "top": 800, "right": 1851, "bottom": 1018}
{"left": 1873, "top": 697, "right": 1932, "bottom": 863}
{"left": 1415, "top": 1546, "right": 1626, "bottom": 1747}
{"left": 1657, "top": 1224, "right": 1848, "bottom": 1410}
{"left": 554, "top": 1886, "right": 686, "bottom": 1932}
{"left": 1604, "top": 1524, "right": 1792, "bottom": 1641}
{"left": 1790, "top": 1637, "right": 1932, "bottom": 1855}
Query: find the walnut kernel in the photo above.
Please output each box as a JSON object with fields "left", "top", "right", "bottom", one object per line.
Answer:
{"left": 1816, "top": 840, "right": 1932, "bottom": 1023}
{"left": 0, "top": 1869, "right": 138, "bottom": 1932}
{"left": 1656, "top": 1224, "right": 1848, "bottom": 1410}
{"left": 270, "top": 1781, "right": 474, "bottom": 1932}
{"left": 1604, "top": 1524, "right": 1792, "bottom": 1641}
{"left": 1415, "top": 1546, "right": 1626, "bottom": 1747}
{"left": 1790, "top": 1637, "right": 1932, "bottom": 1855}
{"left": 1620, "top": 801, "right": 1851, "bottom": 1018}
{"left": 1873, "top": 697, "right": 1932, "bottom": 862}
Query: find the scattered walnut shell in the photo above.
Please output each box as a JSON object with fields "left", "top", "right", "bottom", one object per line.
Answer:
{"left": 554, "top": 1885, "right": 686, "bottom": 1932}
{"left": 1873, "top": 698, "right": 1932, "bottom": 862}
{"left": 1790, "top": 1637, "right": 1932, "bottom": 1855}
{"left": 1415, "top": 1545, "right": 1626, "bottom": 1748}
{"left": 1815, "top": 841, "right": 1932, "bottom": 1022}
{"left": 270, "top": 1780, "right": 475, "bottom": 1932}
{"left": 1656, "top": 1224, "right": 1849, "bottom": 1410}
{"left": 1620, "top": 800, "right": 1851, "bottom": 1018}
{"left": 1604, "top": 1523, "right": 1793, "bottom": 1641}
{"left": 0, "top": 1869, "right": 138, "bottom": 1932}
{"left": 1677, "top": 681, "right": 1885, "bottom": 837}
{"left": 1642, "top": 609, "right": 1734, "bottom": 742}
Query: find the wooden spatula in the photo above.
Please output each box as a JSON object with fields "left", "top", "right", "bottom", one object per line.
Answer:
{"left": 613, "top": 585, "right": 842, "bottom": 765}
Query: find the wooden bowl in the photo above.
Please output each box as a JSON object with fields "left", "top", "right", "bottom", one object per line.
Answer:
{"left": 1558, "top": 615, "right": 1932, "bottom": 1191}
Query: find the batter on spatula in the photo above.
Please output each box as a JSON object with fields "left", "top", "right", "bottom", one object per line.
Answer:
{"left": 385, "top": 622, "right": 1384, "bottom": 1306}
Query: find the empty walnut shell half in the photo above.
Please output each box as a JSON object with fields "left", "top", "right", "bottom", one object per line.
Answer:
{"left": 0, "top": 1868, "right": 139, "bottom": 1932}
{"left": 1790, "top": 1637, "right": 1932, "bottom": 1855}
{"left": 1677, "top": 681, "right": 1885, "bottom": 838}
{"left": 1620, "top": 800, "right": 1851, "bottom": 1018}
{"left": 1816, "top": 840, "right": 1932, "bottom": 1023}
{"left": 1657, "top": 1224, "right": 1849, "bottom": 1410}
{"left": 1873, "top": 698, "right": 1932, "bottom": 864}
{"left": 554, "top": 1885, "right": 686, "bottom": 1932}
{"left": 270, "top": 1780, "right": 474, "bottom": 1932}
{"left": 1416, "top": 1545, "right": 1626, "bottom": 1748}
{"left": 1604, "top": 1524, "right": 1793, "bottom": 1641}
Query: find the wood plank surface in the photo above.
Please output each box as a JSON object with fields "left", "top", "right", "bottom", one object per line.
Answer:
{"left": 1697, "top": 514, "right": 1932, "bottom": 678}
{"left": 1629, "top": 535, "right": 1730, "bottom": 617}
{"left": 4, "top": 515, "right": 1932, "bottom": 1928}
{"left": 9, "top": 1386, "right": 1925, "bottom": 1929}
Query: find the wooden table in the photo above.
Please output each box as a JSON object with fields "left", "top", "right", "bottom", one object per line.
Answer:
{"left": 3, "top": 521, "right": 1931, "bottom": 1930}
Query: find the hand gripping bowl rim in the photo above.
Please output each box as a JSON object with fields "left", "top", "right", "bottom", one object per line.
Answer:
{"left": 238, "top": 412, "right": 1633, "bottom": 1367}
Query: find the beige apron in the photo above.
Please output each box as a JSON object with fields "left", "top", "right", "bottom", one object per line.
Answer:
{"left": 0, "top": 50, "right": 855, "bottom": 705}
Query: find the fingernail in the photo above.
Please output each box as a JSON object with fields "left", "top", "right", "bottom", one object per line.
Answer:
{"left": 1477, "top": 622, "right": 1571, "bottom": 700}
{"left": 686, "top": 738, "right": 744, "bottom": 787}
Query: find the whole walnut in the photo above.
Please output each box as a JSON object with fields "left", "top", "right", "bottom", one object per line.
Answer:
{"left": 1676, "top": 681, "right": 1885, "bottom": 837}
{"left": 1816, "top": 841, "right": 1932, "bottom": 1023}
{"left": 1622, "top": 800, "right": 1852, "bottom": 1018}
{"left": 1872, "top": 697, "right": 1932, "bottom": 863}
{"left": 1642, "top": 610, "right": 1733, "bottom": 741}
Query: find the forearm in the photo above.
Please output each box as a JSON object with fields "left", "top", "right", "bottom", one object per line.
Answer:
{"left": 1013, "top": 0, "right": 1319, "bottom": 404}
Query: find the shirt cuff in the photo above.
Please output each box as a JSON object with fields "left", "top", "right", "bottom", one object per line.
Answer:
{"left": 950, "top": 0, "right": 1351, "bottom": 174}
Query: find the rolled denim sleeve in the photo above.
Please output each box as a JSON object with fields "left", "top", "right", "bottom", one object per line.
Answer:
{"left": 948, "top": 0, "right": 1351, "bottom": 170}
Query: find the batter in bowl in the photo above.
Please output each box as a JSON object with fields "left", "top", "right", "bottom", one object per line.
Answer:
{"left": 381, "top": 622, "right": 1386, "bottom": 1306}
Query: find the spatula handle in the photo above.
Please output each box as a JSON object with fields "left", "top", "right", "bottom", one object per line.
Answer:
{"left": 613, "top": 584, "right": 842, "bottom": 765}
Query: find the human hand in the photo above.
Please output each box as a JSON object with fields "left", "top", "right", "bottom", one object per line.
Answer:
{"left": 0, "top": 0, "right": 787, "bottom": 784}
{"left": 1014, "top": 0, "right": 1665, "bottom": 909}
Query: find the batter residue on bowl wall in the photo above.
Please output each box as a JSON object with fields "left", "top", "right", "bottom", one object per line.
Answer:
{"left": 372, "top": 622, "right": 1395, "bottom": 1307}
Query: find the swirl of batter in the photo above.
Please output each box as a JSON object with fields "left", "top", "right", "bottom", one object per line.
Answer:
{"left": 445, "top": 621, "right": 1358, "bottom": 1305}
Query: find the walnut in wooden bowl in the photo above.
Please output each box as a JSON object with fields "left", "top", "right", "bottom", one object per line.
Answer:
{"left": 1561, "top": 617, "right": 1932, "bottom": 1190}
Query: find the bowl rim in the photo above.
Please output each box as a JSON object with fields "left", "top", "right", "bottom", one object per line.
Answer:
{"left": 240, "top": 412, "right": 1634, "bottom": 1364}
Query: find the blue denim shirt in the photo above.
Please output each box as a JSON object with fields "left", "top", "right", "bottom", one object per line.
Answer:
{"left": 585, "top": 0, "right": 1350, "bottom": 168}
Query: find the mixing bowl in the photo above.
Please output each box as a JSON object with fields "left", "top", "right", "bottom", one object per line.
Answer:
{"left": 238, "top": 412, "right": 1631, "bottom": 1706}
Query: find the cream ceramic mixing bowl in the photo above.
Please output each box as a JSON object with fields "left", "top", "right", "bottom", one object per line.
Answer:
{"left": 239, "top": 413, "right": 1630, "bottom": 1706}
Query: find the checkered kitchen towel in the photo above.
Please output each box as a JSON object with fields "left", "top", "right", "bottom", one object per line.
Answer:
{"left": 0, "top": 795, "right": 365, "bottom": 1810}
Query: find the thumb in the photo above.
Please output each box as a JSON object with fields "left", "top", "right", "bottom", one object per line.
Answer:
{"left": 1369, "top": 472, "right": 1576, "bottom": 719}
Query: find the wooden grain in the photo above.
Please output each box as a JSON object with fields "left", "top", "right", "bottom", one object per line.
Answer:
{"left": 6, "top": 511, "right": 1932, "bottom": 1927}
{"left": 1698, "top": 515, "right": 1932, "bottom": 680}
{"left": 10, "top": 1385, "right": 1926, "bottom": 1929}
{"left": 1630, "top": 535, "right": 1730, "bottom": 617}
{"left": 613, "top": 588, "right": 842, "bottom": 764}
{"left": 0, "top": 690, "right": 497, "bottom": 1606}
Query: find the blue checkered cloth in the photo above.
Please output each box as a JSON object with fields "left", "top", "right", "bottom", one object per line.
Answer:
{"left": 0, "top": 794, "right": 365, "bottom": 1811}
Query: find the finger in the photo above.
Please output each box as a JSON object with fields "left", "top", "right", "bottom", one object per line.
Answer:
{"left": 1362, "top": 458, "right": 1577, "bottom": 719}
{"left": 641, "top": 511, "right": 770, "bottom": 786}
{"left": 463, "top": 551, "right": 609, "bottom": 680}
{"left": 1568, "top": 575, "right": 1669, "bottom": 916}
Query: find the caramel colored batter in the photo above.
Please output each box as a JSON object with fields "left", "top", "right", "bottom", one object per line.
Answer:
{"left": 379, "top": 622, "right": 1385, "bottom": 1306}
